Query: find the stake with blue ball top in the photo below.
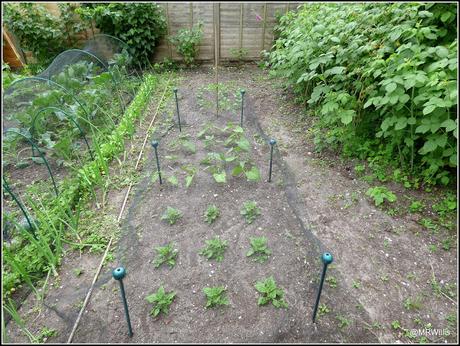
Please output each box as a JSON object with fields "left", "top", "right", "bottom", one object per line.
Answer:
{"left": 151, "top": 140, "right": 162, "bottom": 185}
{"left": 312, "top": 252, "right": 333, "bottom": 323}
{"left": 240, "top": 89, "right": 245, "bottom": 127}
{"left": 173, "top": 87, "right": 182, "bottom": 132}
{"left": 112, "top": 267, "right": 133, "bottom": 337}
{"left": 268, "top": 139, "right": 276, "bottom": 182}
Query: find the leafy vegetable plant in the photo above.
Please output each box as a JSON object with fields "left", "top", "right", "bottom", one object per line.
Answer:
{"left": 199, "top": 236, "right": 228, "bottom": 262}
{"left": 203, "top": 286, "right": 229, "bottom": 308}
{"left": 153, "top": 243, "right": 178, "bottom": 268}
{"left": 204, "top": 205, "right": 220, "bottom": 224}
{"left": 240, "top": 201, "right": 261, "bottom": 224}
{"left": 161, "top": 207, "right": 183, "bottom": 225}
{"left": 145, "top": 286, "right": 176, "bottom": 317}
{"left": 254, "top": 276, "right": 288, "bottom": 308}
{"left": 246, "top": 236, "right": 271, "bottom": 263}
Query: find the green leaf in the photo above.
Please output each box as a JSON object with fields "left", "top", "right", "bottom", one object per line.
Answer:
{"left": 441, "top": 119, "right": 457, "bottom": 132}
{"left": 419, "top": 140, "right": 437, "bottom": 154}
{"left": 232, "top": 165, "right": 244, "bottom": 177}
{"left": 385, "top": 82, "right": 397, "bottom": 93}
{"left": 167, "top": 175, "right": 179, "bottom": 186}
{"left": 423, "top": 105, "right": 436, "bottom": 115}
{"left": 245, "top": 166, "right": 261, "bottom": 182}
{"left": 213, "top": 171, "right": 226, "bottom": 183}
{"left": 185, "top": 175, "right": 194, "bottom": 188}
{"left": 340, "top": 110, "right": 355, "bottom": 125}
{"left": 394, "top": 117, "right": 407, "bottom": 131}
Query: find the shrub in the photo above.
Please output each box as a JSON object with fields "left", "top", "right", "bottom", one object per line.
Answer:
{"left": 3, "top": 3, "right": 65, "bottom": 64}
{"left": 169, "top": 22, "right": 204, "bottom": 66}
{"left": 91, "top": 3, "right": 167, "bottom": 67}
{"left": 269, "top": 3, "right": 457, "bottom": 186}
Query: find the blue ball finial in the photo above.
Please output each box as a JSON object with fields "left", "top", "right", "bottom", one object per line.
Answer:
{"left": 112, "top": 267, "right": 126, "bottom": 280}
{"left": 240, "top": 89, "right": 246, "bottom": 94}
{"left": 173, "top": 87, "right": 178, "bottom": 93}
{"left": 321, "top": 252, "right": 333, "bottom": 265}
{"left": 269, "top": 139, "right": 277, "bottom": 146}
{"left": 151, "top": 140, "right": 159, "bottom": 148}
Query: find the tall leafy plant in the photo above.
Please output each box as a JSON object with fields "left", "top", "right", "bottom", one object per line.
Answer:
{"left": 269, "top": 3, "right": 457, "bottom": 186}
{"left": 90, "top": 3, "right": 167, "bottom": 67}
{"left": 3, "top": 3, "right": 65, "bottom": 64}
{"left": 169, "top": 22, "right": 204, "bottom": 66}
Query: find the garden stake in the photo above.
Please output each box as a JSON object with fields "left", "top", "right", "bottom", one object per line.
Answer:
{"left": 268, "top": 139, "right": 276, "bottom": 182}
{"left": 312, "top": 252, "right": 333, "bottom": 323}
{"left": 151, "top": 140, "right": 162, "bottom": 185}
{"left": 173, "top": 87, "right": 182, "bottom": 132}
{"left": 240, "top": 89, "right": 246, "bottom": 127}
{"left": 112, "top": 267, "right": 133, "bottom": 337}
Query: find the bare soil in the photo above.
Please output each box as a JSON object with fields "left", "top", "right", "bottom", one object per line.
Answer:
{"left": 4, "top": 65, "right": 457, "bottom": 344}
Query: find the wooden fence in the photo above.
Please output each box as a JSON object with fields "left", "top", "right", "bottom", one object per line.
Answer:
{"left": 154, "top": 2, "right": 303, "bottom": 62}
{"left": 3, "top": 2, "right": 304, "bottom": 67}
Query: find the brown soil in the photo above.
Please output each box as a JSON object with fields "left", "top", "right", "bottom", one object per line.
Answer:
{"left": 4, "top": 65, "right": 457, "bottom": 344}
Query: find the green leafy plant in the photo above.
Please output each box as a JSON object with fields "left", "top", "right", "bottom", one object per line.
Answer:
{"left": 366, "top": 186, "right": 397, "bottom": 206}
{"left": 199, "top": 236, "right": 228, "bottom": 262}
{"left": 161, "top": 207, "right": 183, "bottom": 225}
{"left": 204, "top": 205, "right": 220, "bottom": 224}
{"left": 153, "top": 243, "right": 178, "bottom": 269}
{"left": 246, "top": 236, "right": 271, "bottom": 263}
{"left": 203, "top": 286, "right": 229, "bottom": 308}
{"left": 169, "top": 22, "right": 204, "bottom": 66}
{"left": 255, "top": 276, "right": 288, "bottom": 308}
{"left": 145, "top": 286, "right": 176, "bottom": 317}
{"left": 269, "top": 3, "right": 457, "bottom": 186}
{"left": 91, "top": 3, "right": 167, "bottom": 66}
{"left": 240, "top": 201, "right": 261, "bottom": 224}
{"left": 229, "top": 47, "right": 249, "bottom": 62}
{"left": 3, "top": 3, "right": 67, "bottom": 63}
{"left": 409, "top": 200, "right": 424, "bottom": 213}
{"left": 181, "top": 164, "right": 197, "bottom": 188}
{"left": 317, "top": 303, "right": 330, "bottom": 317}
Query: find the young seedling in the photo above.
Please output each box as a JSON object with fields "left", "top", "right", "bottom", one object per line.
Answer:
{"left": 181, "top": 164, "right": 197, "bottom": 188}
{"left": 365, "top": 186, "right": 397, "bottom": 206}
{"left": 199, "top": 236, "right": 228, "bottom": 262}
{"left": 204, "top": 204, "right": 220, "bottom": 224}
{"left": 145, "top": 286, "right": 176, "bottom": 317}
{"left": 246, "top": 236, "right": 271, "bottom": 263}
{"left": 161, "top": 207, "right": 182, "bottom": 225}
{"left": 254, "top": 276, "right": 288, "bottom": 308}
{"left": 240, "top": 200, "right": 261, "bottom": 224}
{"left": 203, "top": 286, "right": 229, "bottom": 308}
{"left": 153, "top": 243, "right": 178, "bottom": 269}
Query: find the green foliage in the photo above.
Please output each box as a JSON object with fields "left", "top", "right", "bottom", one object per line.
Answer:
{"left": 269, "top": 3, "right": 457, "bottom": 186}
{"left": 2, "top": 74, "right": 161, "bottom": 300}
{"left": 254, "top": 276, "right": 288, "bottom": 308}
{"left": 203, "top": 286, "right": 229, "bottom": 308}
{"left": 169, "top": 22, "right": 204, "bottom": 66}
{"left": 91, "top": 3, "right": 167, "bottom": 66}
{"left": 409, "top": 200, "right": 424, "bottom": 213}
{"left": 240, "top": 201, "right": 261, "bottom": 224}
{"left": 366, "top": 186, "right": 397, "bottom": 206}
{"left": 229, "top": 47, "right": 249, "bottom": 61}
{"left": 199, "top": 236, "right": 228, "bottom": 262}
{"left": 432, "top": 192, "right": 457, "bottom": 216}
{"left": 161, "top": 207, "right": 183, "bottom": 225}
{"left": 204, "top": 204, "right": 220, "bottom": 225}
{"left": 145, "top": 286, "right": 176, "bottom": 317}
{"left": 3, "top": 3, "right": 67, "bottom": 63}
{"left": 318, "top": 303, "right": 331, "bottom": 316}
{"left": 153, "top": 243, "right": 178, "bottom": 269}
{"left": 246, "top": 236, "right": 271, "bottom": 263}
